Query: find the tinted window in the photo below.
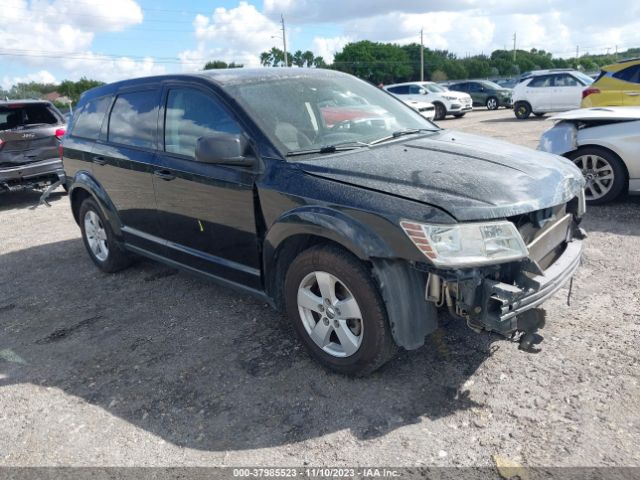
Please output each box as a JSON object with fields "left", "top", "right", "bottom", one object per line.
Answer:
{"left": 108, "top": 91, "right": 158, "bottom": 149}
{"left": 468, "top": 82, "right": 483, "bottom": 92}
{"left": 613, "top": 65, "right": 640, "bottom": 84}
{"left": 72, "top": 96, "right": 111, "bottom": 139}
{"left": 553, "top": 74, "right": 579, "bottom": 87}
{"left": 449, "top": 83, "right": 466, "bottom": 92}
{"left": 528, "top": 75, "right": 552, "bottom": 88}
{"left": 387, "top": 85, "right": 410, "bottom": 94}
{"left": 164, "top": 88, "right": 241, "bottom": 158}
{"left": 409, "top": 85, "right": 424, "bottom": 94}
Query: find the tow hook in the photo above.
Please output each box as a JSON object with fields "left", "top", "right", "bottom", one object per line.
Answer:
{"left": 516, "top": 308, "right": 546, "bottom": 353}
{"left": 30, "top": 174, "right": 65, "bottom": 209}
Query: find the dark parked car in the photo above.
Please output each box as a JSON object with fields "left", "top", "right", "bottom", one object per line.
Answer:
{"left": 63, "top": 69, "right": 586, "bottom": 375}
{"left": 0, "top": 100, "right": 66, "bottom": 193}
{"left": 447, "top": 80, "right": 513, "bottom": 110}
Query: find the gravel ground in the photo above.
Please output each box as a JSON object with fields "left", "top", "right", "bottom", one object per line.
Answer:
{"left": 1, "top": 108, "right": 639, "bottom": 469}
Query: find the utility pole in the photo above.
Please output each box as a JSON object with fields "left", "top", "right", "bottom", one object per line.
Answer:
{"left": 281, "top": 14, "right": 288, "bottom": 67}
{"left": 420, "top": 28, "right": 424, "bottom": 82}
{"left": 576, "top": 45, "right": 579, "bottom": 60}
{"left": 512, "top": 32, "right": 516, "bottom": 62}
{"left": 615, "top": 45, "right": 618, "bottom": 59}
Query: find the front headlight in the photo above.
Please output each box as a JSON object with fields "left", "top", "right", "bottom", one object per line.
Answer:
{"left": 400, "top": 220, "right": 529, "bottom": 267}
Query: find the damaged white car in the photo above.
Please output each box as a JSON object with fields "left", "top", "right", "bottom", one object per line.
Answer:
{"left": 539, "top": 107, "right": 640, "bottom": 204}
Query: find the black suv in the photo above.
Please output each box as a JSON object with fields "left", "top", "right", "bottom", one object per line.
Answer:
{"left": 0, "top": 100, "right": 66, "bottom": 193}
{"left": 63, "top": 69, "right": 586, "bottom": 375}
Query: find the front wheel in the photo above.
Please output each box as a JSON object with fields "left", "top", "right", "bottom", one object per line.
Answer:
{"left": 486, "top": 96, "right": 498, "bottom": 110}
{"left": 284, "top": 245, "right": 397, "bottom": 376}
{"left": 566, "top": 147, "right": 627, "bottom": 204}
{"left": 514, "top": 101, "right": 531, "bottom": 119}
{"left": 433, "top": 102, "right": 446, "bottom": 121}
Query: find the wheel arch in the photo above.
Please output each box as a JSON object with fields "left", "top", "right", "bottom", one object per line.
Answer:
{"left": 69, "top": 171, "right": 123, "bottom": 236}
{"left": 263, "top": 207, "right": 438, "bottom": 350}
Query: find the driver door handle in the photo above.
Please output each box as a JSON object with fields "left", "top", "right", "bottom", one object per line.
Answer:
{"left": 154, "top": 169, "right": 175, "bottom": 181}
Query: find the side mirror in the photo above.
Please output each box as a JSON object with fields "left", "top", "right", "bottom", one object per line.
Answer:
{"left": 195, "top": 132, "right": 254, "bottom": 166}
{"left": 418, "top": 88, "right": 427, "bottom": 95}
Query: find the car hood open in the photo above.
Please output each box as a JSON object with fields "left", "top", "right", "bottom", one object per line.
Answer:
{"left": 297, "top": 130, "right": 585, "bottom": 221}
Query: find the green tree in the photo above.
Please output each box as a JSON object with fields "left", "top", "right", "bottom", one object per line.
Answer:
{"left": 203, "top": 60, "right": 243, "bottom": 69}
{"left": 333, "top": 41, "right": 413, "bottom": 83}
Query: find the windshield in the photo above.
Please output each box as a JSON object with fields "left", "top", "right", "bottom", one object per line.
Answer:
{"left": 227, "top": 74, "right": 438, "bottom": 155}
{"left": 421, "top": 83, "right": 447, "bottom": 93}
{"left": 573, "top": 71, "right": 594, "bottom": 85}
{"left": 482, "top": 80, "right": 503, "bottom": 89}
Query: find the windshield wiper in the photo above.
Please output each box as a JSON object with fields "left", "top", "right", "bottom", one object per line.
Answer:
{"left": 369, "top": 128, "right": 435, "bottom": 146}
{"left": 286, "top": 142, "right": 369, "bottom": 157}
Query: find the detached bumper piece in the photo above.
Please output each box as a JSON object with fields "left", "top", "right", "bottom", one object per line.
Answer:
{"left": 475, "top": 238, "right": 583, "bottom": 336}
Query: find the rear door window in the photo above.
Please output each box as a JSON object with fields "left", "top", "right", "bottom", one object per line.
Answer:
{"left": 528, "top": 75, "right": 552, "bottom": 88}
{"left": 108, "top": 90, "right": 159, "bottom": 149}
{"left": 387, "top": 86, "right": 410, "bottom": 94}
{"left": 613, "top": 65, "right": 640, "bottom": 84}
{"left": 71, "top": 96, "right": 111, "bottom": 139}
{"left": 164, "top": 88, "right": 241, "bottom": 158}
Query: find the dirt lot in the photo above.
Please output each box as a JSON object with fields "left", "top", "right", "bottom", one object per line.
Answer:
{"left": 1, "top": 108, "right": 639, "bottom": 468}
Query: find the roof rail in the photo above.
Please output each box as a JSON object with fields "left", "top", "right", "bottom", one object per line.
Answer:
{"left": 616, "top": 57, "right": 640, "bottom": 64}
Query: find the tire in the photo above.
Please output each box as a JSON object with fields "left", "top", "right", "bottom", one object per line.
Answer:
{"left": 284, "top": 245, "right": 397, "bottom": 376}
{"left": 486, "top": 96, "right": 499, "bottom": 110}
{"left": 533, "top": 112, "right": 545, "bottom": 118}
{"left": 566, "top": 147, "right": 627, "bottom": 204}
{"left": 79, "top": 198, "right": 132, "bottom": 273}
{"left": 433, "top": 102, "right": 446, "bottom": 121}
{"left": 453, "top": 113, "right": 466, "bottom": 118}
{"left": 514, "top": 101, "right": 531, "bottom": 119}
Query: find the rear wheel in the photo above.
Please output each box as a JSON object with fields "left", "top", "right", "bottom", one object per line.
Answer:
{"left": 486, "top": 96, "right": 498, "bottom": 110}
{"left": 514, "top": 101, "right": 531, "bottom": 119}
{"left": 284, "top": 245, "right": 396, "bottom": 376}
{"left": 433, "top": 102, "right": 446, "bottom": 121}
{"left": 79, "top": 198, "right": 132, "bottom": 272}
{"left": 566, "top": 147, "right": 626, "bottom": 204}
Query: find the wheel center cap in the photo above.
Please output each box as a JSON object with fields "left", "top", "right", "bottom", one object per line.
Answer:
{"left": 326, "top": 306, "right": 336, "bottom": 319}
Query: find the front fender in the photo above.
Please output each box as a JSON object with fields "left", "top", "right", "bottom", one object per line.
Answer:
{"left": 69, "top": 171, "right": 123, "bottom": 237}
{"left": 263, "top": 206, "right": 394, "bottom": 265}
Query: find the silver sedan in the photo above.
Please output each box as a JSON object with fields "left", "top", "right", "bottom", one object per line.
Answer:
{"left": 538, "top": 107, "right": 640, "bottom": 204}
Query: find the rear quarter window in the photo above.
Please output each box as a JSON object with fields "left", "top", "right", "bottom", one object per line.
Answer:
{"left": 613, "top": 65, "right": 640, "bottom": 84}
{"left": 108, "top": 90, "right": 159, "bottom": 149}
{"left": 71, "top": 96, "right": 112, "bottom": 139}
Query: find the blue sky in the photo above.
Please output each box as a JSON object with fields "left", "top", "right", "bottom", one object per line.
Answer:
{"left": 2, "top": 0, "right": 640, "bottom": 89}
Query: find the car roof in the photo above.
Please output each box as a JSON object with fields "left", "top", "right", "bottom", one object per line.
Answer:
{"left": 525, "top": 69, "right": 577, "bottom": 77}
{"left": 79, "top": 68, "right": 354, "bottom": 101}
{"left": 601, "top": 57, "right": 640, "bottom": 72}
{"left": 384, "top": 81, "right": 435, "bottom": 88}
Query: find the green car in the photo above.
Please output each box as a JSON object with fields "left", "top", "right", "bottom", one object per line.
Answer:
{"left": 447, "top": 80, "right": 513, "bottom": 110}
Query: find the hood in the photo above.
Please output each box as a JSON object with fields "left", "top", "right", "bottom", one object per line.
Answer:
{"left": 550, "top": 107, "right": 640, "bottom": 122}
{"left": 297, "top": 130, "right": 585, "bottom": 221}
{"left": 446, "top": 91, "right": 471, "bottom": 100}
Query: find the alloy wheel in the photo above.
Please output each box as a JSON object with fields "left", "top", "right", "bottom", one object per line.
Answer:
{"left": 297, "top": 271, "right": 363, "bottom": 358}
{"left": 487, "top": 97, "right": 498, "bottom": 110}
{"left": 84, "top": 210, "right": 109, "bottom": 261}
{"left": 573, "top": 154, "right": 615, "bottom": 201}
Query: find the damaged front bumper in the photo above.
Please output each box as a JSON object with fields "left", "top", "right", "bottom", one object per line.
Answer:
{"left": 470, "top": 235, "right": 583, "bottom": 335}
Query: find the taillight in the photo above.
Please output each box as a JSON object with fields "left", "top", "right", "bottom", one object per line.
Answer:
{"left": 0, "top": 138, "right": 4, "bottom": 150}
{"left": 582, "top": 87, "right": 600, "bottom": 99}
{"left": 55, "top": 128, "right": 66, "bottom": 139}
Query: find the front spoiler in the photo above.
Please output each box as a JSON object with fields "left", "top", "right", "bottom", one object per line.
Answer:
{"left": 475, "top": 236, "right": 583, "bottom": 336}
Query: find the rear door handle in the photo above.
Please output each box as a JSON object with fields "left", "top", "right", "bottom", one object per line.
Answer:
{"left": 92, "top": 156, "right": 106, "bottom": 165}
{"left": 154, "top": 169, "right": 175, "bottom": 181}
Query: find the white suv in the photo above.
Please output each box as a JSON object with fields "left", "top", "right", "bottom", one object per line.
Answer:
{"left": 384, "top": 82, "right": 472, "bottom": 120}
{"left": 512, "top": 69, "right": 594, "bottom": 119}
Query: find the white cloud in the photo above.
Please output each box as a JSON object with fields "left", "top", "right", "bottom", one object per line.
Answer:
{"left": 179, "top": 2, "right": 281, "bottom": 69}
{"left": 311, "top": 36, "right": 352, "bottom": 63}
{"left": 0, "top": 0, "right": 158, "bottom": 86}
{"left": 1, "top": 70, "right": 57, "bottom": 90}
